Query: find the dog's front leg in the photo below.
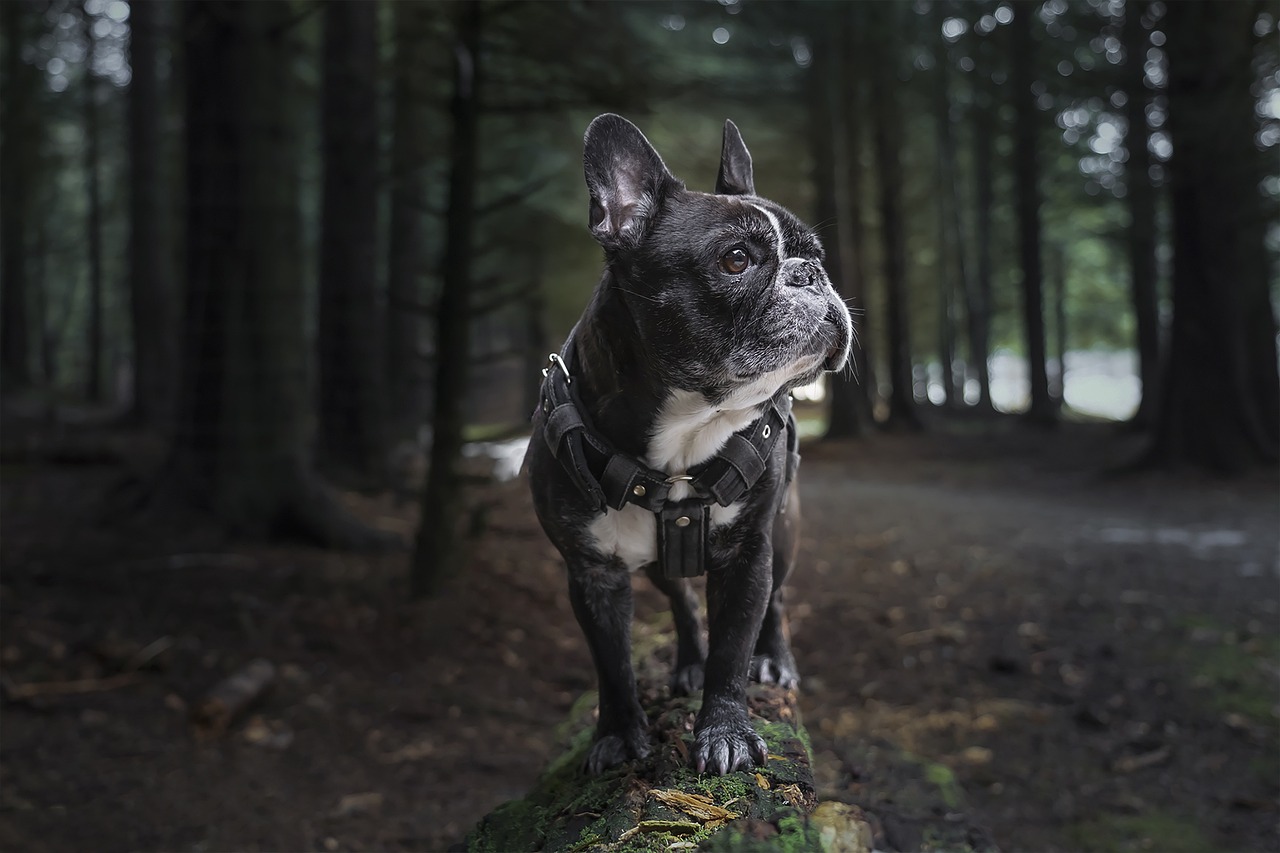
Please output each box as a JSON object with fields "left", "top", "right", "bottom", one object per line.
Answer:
{"left": 567, "top": 561, "right": 651, "bottom": 774}
{"left": 694, "top": 534, "right": 772, "bottom": 775}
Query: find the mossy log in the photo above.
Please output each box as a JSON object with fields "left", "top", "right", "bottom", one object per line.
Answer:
{"left": 462, "top": 680, "right": 875, "bottom": 853}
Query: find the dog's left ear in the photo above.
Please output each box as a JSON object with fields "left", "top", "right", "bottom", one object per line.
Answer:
{"left": 715, "top": 119, "right": 755, "bottom": 196}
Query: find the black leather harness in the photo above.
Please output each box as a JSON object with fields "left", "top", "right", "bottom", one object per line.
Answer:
{"left": 535, "top": 337, "right": 799, "bottom": 579}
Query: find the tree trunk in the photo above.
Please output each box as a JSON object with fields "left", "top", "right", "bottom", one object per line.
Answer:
{"left": 33, "top": 218, "right": 52, "bottom": 385}
{"left": 166, "top": 1, "right": 396, "bottom": 549}
{"left": 1049, "top": 243, "right": 1067, "bottom": 404}
{"left": 1009, "top": 4, "right": 1055, "bottom": 426}
{"left": 810, "top": 14, "right": 868, "bottom": 439}
{"left": 84, "top": 16, "right": 104, "bottom": 403}
{"left": 840, "top": 8, "right": 878, "bottom": 428}
{"left": 412, "top": 1, "right": 483, "bottom": 597}
{"left": 1121, "top": 0, "right": 1161, "bottom": 430}
{"left": 1148, "top": 0, "right": 1279, "bottom": 472}
{"left": 386, "top": 0, "right": 433, "bottom": 439}
{"left": 868, "top": 5, "right": 920, "bottom": 431}
{"left": 317, "top": 0, "right": 385, "bottom": 481}
{"left": 523, "top": 249, "right": 548, "bottom": 420}
{"left": 932, "top": 44, "right": 958, "bottom": 409}
{"left": 464, "top": 681, "right": 829, "bottom": 852}
{"left": 0, "top": 0, "right": 33, "bottom": 391}
{"left": 969, "top": 85, "right": 996, "bottom": 411}
{"left": 128, "top": 0, "right": 175, "bottom": 426}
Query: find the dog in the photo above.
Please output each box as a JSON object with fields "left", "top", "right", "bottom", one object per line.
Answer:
{"left": 526, "top": 114, "right": 851, "bottom": 776}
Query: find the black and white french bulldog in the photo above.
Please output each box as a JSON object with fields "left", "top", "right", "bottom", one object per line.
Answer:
{"left": 526, "top": 114, "right": 851, "bottom": 777}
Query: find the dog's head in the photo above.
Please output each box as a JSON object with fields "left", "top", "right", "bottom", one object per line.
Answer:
{"left": 583, "top": 114, "right": 852, "bottom": 409}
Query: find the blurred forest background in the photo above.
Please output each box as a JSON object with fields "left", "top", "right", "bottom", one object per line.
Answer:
{"left": 1, "top": 1, "right": 1278, "bottom": 851}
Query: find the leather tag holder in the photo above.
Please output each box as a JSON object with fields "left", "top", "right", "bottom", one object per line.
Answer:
{"left": 657, "top": 498, "right": 709, "bottom": 579}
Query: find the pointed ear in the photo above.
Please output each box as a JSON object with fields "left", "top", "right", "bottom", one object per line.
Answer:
{"left": 583, "top": 114, "right": 681, "bottom": 249}
{"left": 715, "top": 119, "right": 755, "bottom": 196}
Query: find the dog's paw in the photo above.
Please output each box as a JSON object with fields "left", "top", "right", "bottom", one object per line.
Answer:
{"left": 671, "top": 662, "right": 705, "bottom": 696}
{"left": 750, "top": 653, "right": 800, "bottom": 690}
{"left": 585, "top": 727, "right": 651, "bottom": 775}
{"left": 692, "top": 719, "right": 767, "bottom": 775}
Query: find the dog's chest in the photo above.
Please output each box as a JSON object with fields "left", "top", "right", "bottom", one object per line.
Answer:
{"left": 587, "top": 390, "right": 751, "bottom": 571}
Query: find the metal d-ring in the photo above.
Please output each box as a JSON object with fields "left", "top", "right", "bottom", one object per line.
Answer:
{"left": 542, "top": 352, "right": 571, "bottom": 383}
{"left": 665, "top": 474, "right": 695, "bottom": 484}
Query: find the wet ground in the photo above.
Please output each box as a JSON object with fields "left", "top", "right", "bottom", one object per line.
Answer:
{"left": 1, "top": 420, "right": 1276, "bottom": 851}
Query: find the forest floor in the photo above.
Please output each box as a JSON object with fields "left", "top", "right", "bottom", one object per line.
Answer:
{"left": 1, "top": 413, "right": 1277, "bottom": 853}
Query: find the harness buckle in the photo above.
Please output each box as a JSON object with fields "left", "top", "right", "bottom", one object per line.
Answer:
{"left": 541, "top": 352, "right": 571, "bottom": 384}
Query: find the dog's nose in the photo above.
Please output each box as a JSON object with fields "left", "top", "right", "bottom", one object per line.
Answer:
{"left": 783, "top": 259, "right": 819, "bottom": 288}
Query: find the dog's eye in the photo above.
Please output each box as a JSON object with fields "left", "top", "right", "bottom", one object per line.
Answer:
{"left": 719, "top": 247, "right": 750, "bottom": 275}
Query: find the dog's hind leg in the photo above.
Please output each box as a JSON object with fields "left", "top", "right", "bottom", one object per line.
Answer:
{"left": 751, "top": 481, "right": 801, "bottom": 689}
{"left": 644, "top": 566, "right": 707, "bottom": 695}
{"left": 567, "top": 561, "right": 651, "bottom": 774}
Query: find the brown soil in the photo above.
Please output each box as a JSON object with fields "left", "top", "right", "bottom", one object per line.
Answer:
{"left": 1, "top": 419, "right": 1276, "bottom": 852}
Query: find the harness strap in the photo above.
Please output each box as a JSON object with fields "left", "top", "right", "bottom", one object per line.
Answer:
{"left": 535, "top": 335, "right": 799, "bottom": 578}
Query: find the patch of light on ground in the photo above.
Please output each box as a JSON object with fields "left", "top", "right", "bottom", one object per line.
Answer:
{"left": 985, "top": 350, "right": 1140, "bottom": 420}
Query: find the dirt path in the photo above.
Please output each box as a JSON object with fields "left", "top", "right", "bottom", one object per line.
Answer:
{"left": 792, "top": 431, "right": 1278, "bottom": 852}
{"left": 1, "top": 424, "right": 1275, "bottom": 852}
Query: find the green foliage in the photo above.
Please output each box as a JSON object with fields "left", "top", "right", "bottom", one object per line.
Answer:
{"left": 8, "top": 0, "right": 1276, "bottom": 420}
{"left": 1067, "top": 812, "right": 1217, "bottom": 853}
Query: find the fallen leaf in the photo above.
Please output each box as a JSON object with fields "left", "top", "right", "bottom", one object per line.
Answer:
{"left": 1112, "top": 746, "right": 1171, "bottom": 774}
{"left": 649, "top": 789, "right": 737, "bottom": 822}
{"left": 331, "top": 792, "right": 384, "bottom": 818}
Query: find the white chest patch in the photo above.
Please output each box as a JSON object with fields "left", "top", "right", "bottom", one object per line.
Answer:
{"left": 586, "top": 389, "right": 761, "bottom": 571}
{"left": 588, "top": 503, "right": 656, "bottom": 571}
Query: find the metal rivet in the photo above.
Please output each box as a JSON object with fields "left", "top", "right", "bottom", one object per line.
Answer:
{"left": 762, "top": 425, "right": 771, "bottom": 439}
{"left": 632, "top": 484, "right": 646, "bottom": 497}
{"left": 675, "top": 516, "right": 690, "bottom": 528}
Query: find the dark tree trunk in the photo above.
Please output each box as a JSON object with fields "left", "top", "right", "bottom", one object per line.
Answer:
{"left": 840, "top": 9, "right": 878, "bottom": 427}
{"left": 868, "top": 5, "right": 920, "bottom": 431}
{"left": 1049, "top": 243, "right": 1067, "bottom": 403}
{"left": 1148, "top": 0, "right": 1279, "bottom": 472}
{"left": 0, "top": 0, "right": 32, "bottom": 390}
{"left": 969, "top": 86, "right": 996, "bottom": 411}
{"left": 936, "top": 14, "right": 983, "bottom": 410}
{"left": 128, "top": 0, "right": 175, "bottom": 426}
{"left": 523, "top": 249, "right": 548, "bottom": 420}
{"left": 84, "top": 16, "right": 104, "bottom": 403}
{"left": 932, "top": 44, "right": 958, "bottom": 409}
{"left": 412, "top": 1, "right": 483, "bottom": 597}
{"left": 33, "top": 219, "right": 52, "bottom": 384}
{"left": 811, "top": 13, "right": 869, "bottom": 438}
{"left": 1121, "top": 0, "right": 1161, "bottom": 429}
{"left": 1009, "top": 4, "right": 1054, "bottom": 425}
{"left": 386, "top": 0, "right": 432, "bottom": 439}
{"left": 317, "top": 0, "right": 385, "bottom": 481}
{"left": 166, "top": 1, "right": 395, "bottom": 548}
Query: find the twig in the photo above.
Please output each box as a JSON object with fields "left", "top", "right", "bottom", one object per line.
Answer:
{"left": 2, "top": 672, "right": 143, "bottom": 701}
{"left": 191, "top": 659, "right": 276, "bottom": 738}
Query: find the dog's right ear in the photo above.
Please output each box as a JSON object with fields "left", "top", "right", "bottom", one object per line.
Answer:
{"left": 584, "top": 114, "right": 681, "bottom": 250}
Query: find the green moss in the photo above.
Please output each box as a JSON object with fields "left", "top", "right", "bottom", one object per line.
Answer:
{"left": 1177, "top": 620, "right": 1280, "bottom": 727}
{"left": 1068, "top": 813, "right": 1217, "bottom": 853}
{"left": 699, "top": 807, "right": 823, "bottom": 852}
{"left": 922, "top": 763, "right": 962, "bottom": 810}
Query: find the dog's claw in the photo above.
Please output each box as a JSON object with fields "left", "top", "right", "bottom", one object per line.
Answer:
{"left": 750, "top": 654, "right": 800, "bottom": 690}
{"left": 586, "top": 728, "right": 651, "bottom": 775}
{"left": 692, "top": 719, "right": 767, "bottom": 776}
{"left": 671, "top": 663, "right": 705, "bottom": 696}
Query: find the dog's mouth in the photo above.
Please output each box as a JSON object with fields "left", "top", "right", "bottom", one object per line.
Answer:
{"left": 823, "top": 345, "right": 843, "bottom": 372}
{"left": 819, "top": 305, "right": 851, "bottom": 372}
